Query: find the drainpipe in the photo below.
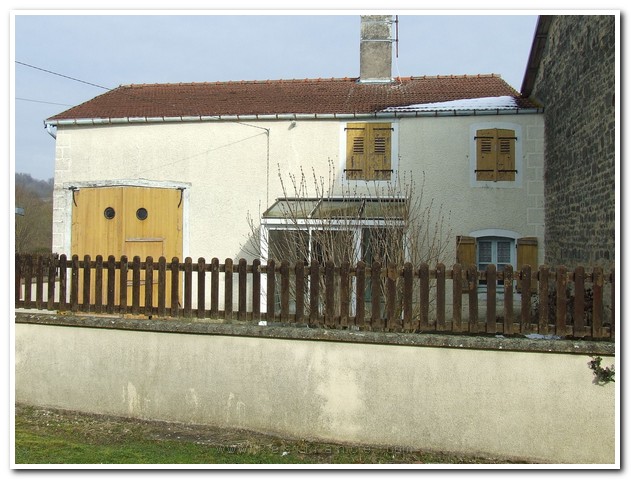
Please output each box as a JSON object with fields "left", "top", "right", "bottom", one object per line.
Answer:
{"left": 44, "top": 122, "right": 56, "bottom": 139}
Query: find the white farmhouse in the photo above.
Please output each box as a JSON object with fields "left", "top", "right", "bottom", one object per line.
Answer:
{"left": 46, "top": 16, "right": 544, "bottom": 290}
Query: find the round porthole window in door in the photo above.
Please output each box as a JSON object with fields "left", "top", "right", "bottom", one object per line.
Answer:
{"left": 136, "top": 207, "right": 148, "bottom": 221}
{"left": 103, "top": 207, "right": 116, "bottom": 220}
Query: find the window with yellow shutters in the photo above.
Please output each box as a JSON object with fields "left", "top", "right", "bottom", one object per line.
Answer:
{"left": 475, "top": 128, "right": 517, "bottom": 181}
{"left": 345, "top": 122, "right": 393, "bottom": 180}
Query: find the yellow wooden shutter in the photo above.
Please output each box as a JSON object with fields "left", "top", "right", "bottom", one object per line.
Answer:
{"left": 516, "top": 237, "right": 538, "bottom": 293}
{"left": 346, "top": 123, "right": 367, "bottom": 180}
{"left": 456, "top": 236, "right": 476, "bottom": 267}
{"left": 497, "top": 129, "right": 516, "bottom": 181}
{"left": 369, "top": 123, "right": 392, "bottom": 180}
{"left": 476, "top": 129, "right": 497, "bottom": 181}
{"left": 457, "top": 236, "right": 476, "bottom": 294}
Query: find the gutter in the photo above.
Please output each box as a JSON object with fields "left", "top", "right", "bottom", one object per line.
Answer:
{"left": 45, "top": 108, "right": 544, "bottom": 127}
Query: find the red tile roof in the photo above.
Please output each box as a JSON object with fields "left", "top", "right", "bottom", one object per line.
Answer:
{"left": 47, "top": 75, "right": 537, "bottom": 122}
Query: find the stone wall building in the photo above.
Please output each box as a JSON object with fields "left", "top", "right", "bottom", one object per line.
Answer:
{"left": 522, "top": 15, "right": 616, "bottom": 270}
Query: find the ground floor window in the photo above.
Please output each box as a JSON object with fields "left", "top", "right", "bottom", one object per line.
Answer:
{"left": 477, "top": 236, "right": 514, "bottom": 286}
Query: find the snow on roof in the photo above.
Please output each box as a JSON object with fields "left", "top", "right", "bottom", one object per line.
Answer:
{"left": 381, "top": 95, "right": 519, "bottom": 112}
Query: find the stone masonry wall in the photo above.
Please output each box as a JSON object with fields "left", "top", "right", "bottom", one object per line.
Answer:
{"left": 531, "top": 15, "right": 616, "bottom": 270}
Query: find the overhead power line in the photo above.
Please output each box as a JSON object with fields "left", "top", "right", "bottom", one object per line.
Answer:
{"left": 16, "top": 61, "right": 111, "bottom": 91}
{"left": 16, "top": 97, "right": 73, "bottom": 107}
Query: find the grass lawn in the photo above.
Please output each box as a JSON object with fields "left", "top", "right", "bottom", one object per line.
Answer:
{"left": 14, "top": 403, "right": 531, "bottom": 465}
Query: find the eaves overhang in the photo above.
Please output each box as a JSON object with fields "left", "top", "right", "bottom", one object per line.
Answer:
{"left": 45, "top": 108, "right": 543, "bottom": 127}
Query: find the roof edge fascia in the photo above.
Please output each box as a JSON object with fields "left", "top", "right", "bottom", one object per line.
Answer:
{"left": 46, "top": 108, "right": 543, "bottom": 127}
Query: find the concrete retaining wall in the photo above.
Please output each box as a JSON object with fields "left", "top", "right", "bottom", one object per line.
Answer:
{"left": 14, "top": 313, "right": 616, "bottom": 464}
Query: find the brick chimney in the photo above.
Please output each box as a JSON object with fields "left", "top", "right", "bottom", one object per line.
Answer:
{"left": 359, "top": 15, "right": 394, "bottom": 83}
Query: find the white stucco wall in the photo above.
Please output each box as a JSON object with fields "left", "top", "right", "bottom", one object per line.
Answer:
{"left": 15, "top": 321, "right": 616, "bottom": 464}
{"left": 52, "top": 113, "right": 544, "bottom": 264}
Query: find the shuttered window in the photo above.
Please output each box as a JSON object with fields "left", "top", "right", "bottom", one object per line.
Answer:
{"left": 475, "top": 128, "right": 516, "bottom": 181}
{"left": 345, "top": 123, "right": 393, "bottom": 180}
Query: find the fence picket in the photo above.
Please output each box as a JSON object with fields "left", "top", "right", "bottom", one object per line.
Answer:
{"left": 419, "top": 263, "right": 429, "bottom": 330}
{"left": 267, "top": 259, "right": 276, "bottom": 322}
{"left": 184, "top": 257, "right": 192, "bottom": 318}
{"left": 436, "top": 263, "right": 445, "bottom": 331}
{"left": 538, "top": 266, "right": 550, "bottom": 335}
{"left": 59, "top": 254, "right": 68, "bottom": 311}
{"left": 371, "top": 261, "right": 382, "bottom": 330}
{"left": 145, "top": 256, "right": 154, "bottom": 316}
{"left": 225, "top": 258, "right": 234, "bottom": 321}
{"left": 158, "top": 257, "right": 167, "bottom": 317}
{"left": 95, "top": 255, "right": 104, "bottom": 313}
{"left": 238, "top": 259, "right": 248, "bottom": 321}
{"left": 520, "top": 265, "right": 532, "bottom": 334}
{"left": 107, "top": 255, "right": 116, "bottom": 314}
{"left": 403, "top": 263, "right": 413, "bottom": 331}
{"left": 211, "top": 258, "right": 219, "bottom": 318}
{"left": 47, "top": 255, "right": 56, "bottom": 311}
{"left": 503, "top": 264, "right": 514, "bottom": 335}
{"left": 592, "top": 267, "right": 603, "bottom": 339}
{"left": 170, "top": 257, "right": 180, "bottom": 317}
{"left": 340, "top": 261, "right": 350, "bottom": 328}
{"left": 355, "top": 261, "right": 366, "bottom": 327}
{"left": 556, "top": 266, "right": 567, "bottom": 337}
{"left": 281, "top": 260, "right": 290, "bottom": 323}
{"left": 466, "top": 265, "right": 477, "bottom": 333}
{"left": 119, "top": 256, "right": 128, "bottom": 314}
{"left": 35, "top": 255, "right": 44, "bottom": 310}
{"left": 452, "top": 264, "right": 462, "bottom": 332}
{"left": 252, "top": 259, "right": 261, "bottom": 320}
{"left": 574, "top": 266, "right": 586, "bottom": 338}
{"left": 197, "top": 257, "right": 206, "bottom": 319}
{"left": 309, "top": 260, "right": 320, "bottom": 326}
{"left": 70, "top": 255, "right": 79, "bottom": 313}
{"left": 486, "top": 264, "right": 496, "bottom": 333}
{"left": 294, "top": 262, "right": 305, "bottom": 323}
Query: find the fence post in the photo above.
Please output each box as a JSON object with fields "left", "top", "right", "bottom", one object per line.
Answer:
{"left": 592, "top": 267, "right": 604, "bottom": 339}
{"left": 59, "top": 254, "right": 68, "bottom": 312}
{"left": 131, "top": 256, "right": 141, "bottom": 315}
{"left": 119, "top": 256, "right": 128, "bottom": 314}
{"left": 107, "top": 255, "right": 116, "bottom": 314}
{"left": 238, "top": 258, "right": 247, "bottom": 321}
{"left": 610, "top": 267, "right": 615, "bottom": 340}
{"left": 47, "top": 254, "right": 57, "bottom": 311}
{"left": 419, "top": 263, "right": 429, "bottom": 331}
{"left": 340, "top": 261, "right": 351, "bottom": 328}
{"left": 452, "top": 264, "right": 462, "bottom": 333}
{"left": 252, "top": 259, "right": 261, "bottom": 321}
{"left": 309, "top": 260, "right": 320, "bottom": 326}
{"left": 95, "top": 255, "right": 103, "bottom": 313}
{"left": 197, "top": 257, "right": 206, "bottom": 319}
{"left": 170, "top": 257, "right": 180, "bottom": 317}
{"left": 556, "top": 265, "right": 567, "bottom": 337}
{"left": 158, "top": 257, "right": 167, "bottom": 317}
{"left": 538, "top": 265, "right": 550, "bottom": 335}
{"left": 294, "top": 261, "right": 305, "bottom": 324}
{"left": 520, "top": 265, "right": 532, "bottom": 334}
{"left": 144, "top": 256, "right": 154, "bottom": 317}
{"left": 386, "top": 263, "right": 398, "bottom": 332}
{"left": 267, "top": 259, "right": 276, "bottom": 322}
{"left": 403, "top": 262, "right": 413, "bottom": 331}
{"left": 467, "top": 264, "right": 477, "bottom": 333}
{"left": 35, "top": 255, "right": 44, "bottom": 310}
{"left": 436, "top": 263, "right": 446, "bottom": 331}
{"left": 210, "top": 258, "right": 219, "bottom": 319}
{"left": 371, "top": 261, "right": 382, "bottom": 330}
{"left": 486, "top": 264, "right": 496, "bottom": 334}
{"left": 503, "top": 264, "right": 514, "bottom": 335}
{"left": 573, "top": 266, "right": 586, "bottom": 338}
{"left": 183, "top": 257, "right": 192, "bottom": 318}
{"left": 70, "top": 255, "right": 79, "bottom": 313}
{"left": 15, "top": 254, "right": 22, "bottom": 306}
{"left": 281, "top": 260, "right": 290, "bottom": 323}
{"left": 225, "top": 258, "right": 234, "bottom": 321}
{"left": 355, "top": 261, "right": 366, "bottom": 328}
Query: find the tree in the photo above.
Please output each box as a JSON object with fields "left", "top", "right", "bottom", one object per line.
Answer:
{"left": 15, "top": 183, "right": 53, "bottom": 254}
{"left": 244, "top": 162, "right": 452, "bottom": 321}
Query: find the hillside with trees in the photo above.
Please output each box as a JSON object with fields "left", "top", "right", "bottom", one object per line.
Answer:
{"left": 15, "top": 173, "right": 53, "bottom": 254}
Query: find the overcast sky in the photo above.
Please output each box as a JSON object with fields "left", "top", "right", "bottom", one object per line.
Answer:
{"left": 12, "top": 12, "right": 539, "bottom": 180}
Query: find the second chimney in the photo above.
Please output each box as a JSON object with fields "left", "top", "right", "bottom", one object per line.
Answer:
{"left": 359, "top": 15, "right": 394, "bottom": 83}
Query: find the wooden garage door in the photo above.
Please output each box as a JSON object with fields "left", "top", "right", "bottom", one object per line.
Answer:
{"left": 71, "top": 186, "right": 183, "bottom": 308}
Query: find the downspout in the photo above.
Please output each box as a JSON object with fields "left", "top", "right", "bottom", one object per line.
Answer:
{"left": 45, "top": 122, "right": 57, "bottom": 139}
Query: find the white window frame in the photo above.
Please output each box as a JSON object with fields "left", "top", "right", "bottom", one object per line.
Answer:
{"left": 470, "top": 229, "right": 520, "bottom": 292}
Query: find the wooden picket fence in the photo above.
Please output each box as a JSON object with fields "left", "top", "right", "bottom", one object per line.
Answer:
{"left": 14, "top": 254, "right": 615, "bottom": 340}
